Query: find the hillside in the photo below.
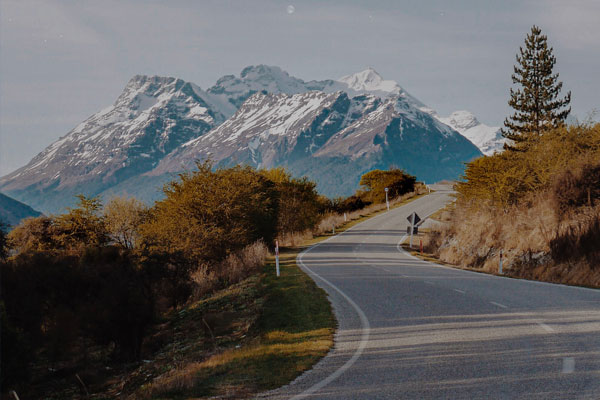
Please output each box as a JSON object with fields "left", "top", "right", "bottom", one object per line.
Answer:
{"left": 0, "top": 192, "right": 42, "bottom": 227}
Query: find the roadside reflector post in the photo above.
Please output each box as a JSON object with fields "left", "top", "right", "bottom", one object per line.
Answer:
{"left": 420, "top": 239, "right": 423, "bottom": 254}
{"left": 344, "top": 212, "right": 347, "bottom": 222}
{"left": 385, "top": 187, "right": 390, "bottom": 211}
{"left": 499, "top": 250, "right": 503, "bottom": 275}
{"left": 275, "top": 240, "right": 280, "bottom": 277}
{"left": 332, "top": 225, "right": 335, "bottom": 234}
{"left": 410, "top": 213, "right": 414, "bottom": 248}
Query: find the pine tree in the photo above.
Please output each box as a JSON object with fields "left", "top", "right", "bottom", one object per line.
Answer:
{"left": 502, "top": 25, "right": 571, "bottom": 151}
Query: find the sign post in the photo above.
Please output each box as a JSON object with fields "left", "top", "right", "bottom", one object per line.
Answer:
{"left": 406, "top": 212, "right": 421, "bottom": 249}
{"left": 275, "top": 240, "right": 280, "bottom": 277}
{"left": 384, "top": 187, "right": 389, "bottom": 211}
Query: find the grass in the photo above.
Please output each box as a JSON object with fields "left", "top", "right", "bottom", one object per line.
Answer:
{"left": 131, "top": 247, "right": 334, "bottom": 399}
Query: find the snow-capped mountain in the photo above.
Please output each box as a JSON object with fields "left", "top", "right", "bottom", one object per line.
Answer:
{"left": 0, "top": 65, "right": 483, "bottom": 212}
{"left": 436, "top": 111, "right": 505, "bottom": 155}
{"left": 0, "top": 75, "right": 228, "bottom": 212}
{"left": 153, "top": 84, "right": 480, "bottom": 197}
{"left": 153, "top": 91, "right": 381, "bottom": 174}
{"left": 207, "top": 65, "right": 333, "bottom": 111}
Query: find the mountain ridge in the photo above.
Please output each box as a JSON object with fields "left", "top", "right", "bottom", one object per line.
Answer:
{"left": 1, "top": 65, "right": 484, "bottom": 213}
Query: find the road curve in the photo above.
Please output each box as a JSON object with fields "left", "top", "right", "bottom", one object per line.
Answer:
{"left": 261, "top": 187, "right": 600, "bottom": 399}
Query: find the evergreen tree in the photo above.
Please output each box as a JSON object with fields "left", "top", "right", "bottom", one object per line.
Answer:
{"left": 502, "top": 25, "right": 571, "bottom": 150}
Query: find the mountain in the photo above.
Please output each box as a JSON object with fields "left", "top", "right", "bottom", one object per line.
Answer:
{"left": 153, "top": 71, "right": 481, "bottom": 197}
{"left": 436, "top": 111, "right": 505, "bottom": 155}
{"left": 153, "top": 91, "right": 380, "bottom": 174}
{"left": 1, "top": 66, "right": 483, "bottom": 212}
{"left": 207, "top": 65, "right": 334, "bottom": 110}
{"left": 0, "top": 192, "right": 42, "bottom": 228}
{"left": 0, "top": 75, "right": 229, "bottom": 212}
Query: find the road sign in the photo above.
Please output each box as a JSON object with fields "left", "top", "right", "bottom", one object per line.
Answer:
{"left": 407, "top": 212, "right": 421, "bottom": 225}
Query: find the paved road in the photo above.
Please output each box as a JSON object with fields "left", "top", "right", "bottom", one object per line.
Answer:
{"left": 262, "top": 186, "right": 600, "bottom": 399}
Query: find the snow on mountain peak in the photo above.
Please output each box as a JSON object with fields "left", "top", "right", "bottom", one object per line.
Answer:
{"left": 441, "top": 110, "right": 480, "bottom": 133}
{"left": 436, "top": 110, "right": 505, "bottom": 156}
{"left": 338, "top": 68, "right": 401, "bottom": 96}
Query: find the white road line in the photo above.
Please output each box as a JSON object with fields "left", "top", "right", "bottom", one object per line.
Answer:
{"left": 424, "top": 281, "right": 434, "bottom": 285}
{"left": 294, "top": 246, "right": 370, "bottom": 399}
{"left": 537, "top": 322, "right": 555, "bottom": 333}
{"left": 453, "top": 289, "right": 466, "bottom": 294}
{"left": 490, "top": 301, "right": 508, "bottom": 309}
{"left": 562, "top": 357, "right": 575, "bottom": 373}
{"left": 290, "top": 208, "right": 386, "bottom": 398}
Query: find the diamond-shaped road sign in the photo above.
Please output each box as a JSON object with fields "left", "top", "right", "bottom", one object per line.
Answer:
{"left": 407, "top": 212, "right": 421, "bottom": 225}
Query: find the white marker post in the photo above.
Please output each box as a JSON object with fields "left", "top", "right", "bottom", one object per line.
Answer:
{"left": 499, "top": 250, "right": 503, "bottom": 275}
{"left": 275, "top": 239, "right": 280, "bottom": 277}
{"left": 410, "top": 212, "right": 415, "bottom": 248}
{"left": 344, "top": 212, "right": 347, "bottom": 222}
{"left": 385, "top": 187, "right": 390, "bottom": 211}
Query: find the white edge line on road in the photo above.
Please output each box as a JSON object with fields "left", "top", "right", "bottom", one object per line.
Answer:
{"left": 293, "top": 249, "right": 370, "bottom": 399}
{"left": 290, "top": 194, "right": 447, "bottom": 398}
{"left": 289, "top": 202, "right": 408, "bottom": 399}
{"left": 537, "top": 322, "right": 555, "bottom": 333}
{"left": 395, "top": 208, "right": 600, "bottom": 293}
{"left": 453, "top": 289, "right": 466, "bottom": 294}
{"left": 490, "top": 301, "right": 508, "bottom": 309}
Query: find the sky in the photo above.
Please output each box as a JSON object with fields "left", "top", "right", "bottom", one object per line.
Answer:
{"left": 1, "top": 0, "right": 599, "bottom": 176}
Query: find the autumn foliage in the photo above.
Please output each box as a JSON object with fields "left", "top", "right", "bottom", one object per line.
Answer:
{"left": 428, "top": 123, "right": 600, "bottom": 285}
{"left": 0, "top": 162, "right": 326, "bottom": 390}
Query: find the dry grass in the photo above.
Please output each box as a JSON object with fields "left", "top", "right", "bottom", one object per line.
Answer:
{"left": 191, "top": 241, "right": 269, "bottom": 298}
{"left": 277, "top": 230, "right": 313, "bottom": 247}
{"left": 135, "top": 246, "right": 334, "bottom": 399}
{"left": 313, "top": 185, "right": 428, "bottom": 237}
{"left": 426, "top": 193, "right": 600, "bottom": 287}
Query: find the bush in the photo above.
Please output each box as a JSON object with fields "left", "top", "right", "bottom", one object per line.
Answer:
{"left": 1, "top": 247, "right": 154, "bottom": 367}
{"left": 359, "top": 168, "right": 416, "bottom": 203}
{"left": 456, "top": 123, "right": 600, "bottom": 206}
{"left": 104, "top": 196, "right": 148, "bottom": 249}
{"left": 1, "top": 301, "right": 31, "bottom": 388}
{"left": 550, "top": 214, "right": 600, "bottom": 266}
{"left": 552, "top": 161, "right": 600, "bottom": 216}
{"left": 140, "top": 162, "right": 279, "bottom": 266}
{"left": 261, "top": 168, "right": 322, "bottom": 235}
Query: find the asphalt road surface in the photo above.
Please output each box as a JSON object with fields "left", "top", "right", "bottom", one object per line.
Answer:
{"left": 262, "top": 186, "right": 600, "bottom": 399}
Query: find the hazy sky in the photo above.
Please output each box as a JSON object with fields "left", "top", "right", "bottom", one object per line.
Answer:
{"left": 1, "top": 0, "right": 599, "bottom": 175}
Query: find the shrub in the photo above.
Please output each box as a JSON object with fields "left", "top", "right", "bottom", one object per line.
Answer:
{"left": 552, "top": 161, "right": 600, "bottom": 216}
{"left": 550, "top": 214, "right": 600, "bottom": 266}
{"left": 140, "top": 162, "right": 279, "bottom": 266}
{"left": 359, "top": 168, "right": 416, "bottom": 203}
{"left": 104, "top": 196, "right": 148, "bottom": 249}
